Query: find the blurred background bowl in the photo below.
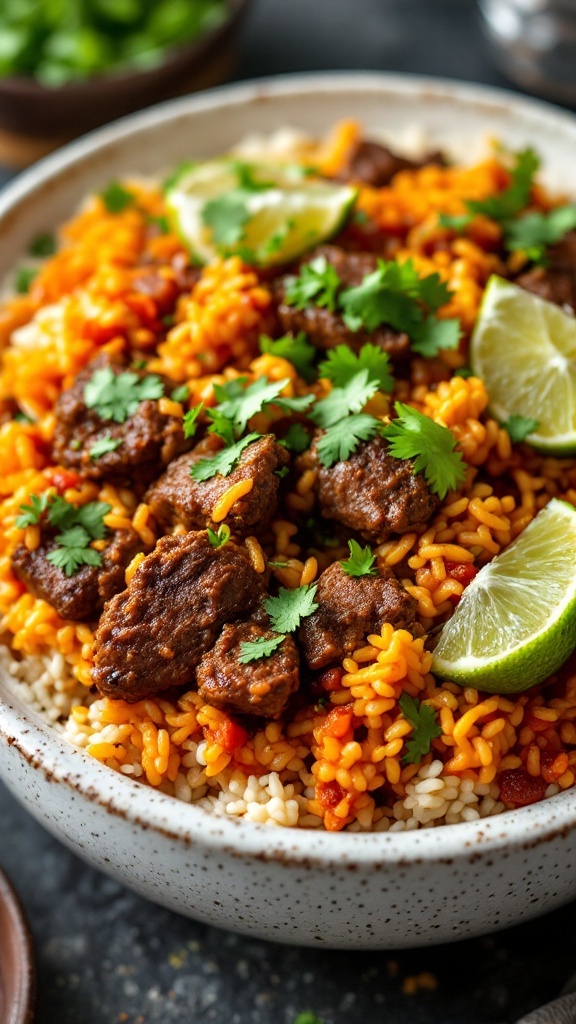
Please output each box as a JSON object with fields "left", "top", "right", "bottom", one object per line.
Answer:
{"left": 0, "top": 0, "right": 252, "bottom": 169}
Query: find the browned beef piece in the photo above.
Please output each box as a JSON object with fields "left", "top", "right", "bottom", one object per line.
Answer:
{"left": 516, "top": 230, "right": 576, "bottom": 309}
{"left": 299, "top": 560, "right": 416, "bottom": 670}
{"left": 132, "top": 253, "right": 202, "bottom": 314}
{"left": 334, "top": 140, "right": 445, "bottom": 188}
{"left": 11, "top": 527, "right": 143, "bottom": 621}
{"left": 305, "top": 433, "right": 439, "bottom": 542}
{"left": 145, "top": 433, "right": 290, "bottom": 536}
{"left": 197, "top": 620, "right": 300, "bottom": 719}
{"left": 275, "top": 245, "right": 410, "bottom": 362}
{"left": 51, "top": 354, "right": 190, "bottom": 486}
{"left": 92, "top": 532, "right": 265, "bottom": 702}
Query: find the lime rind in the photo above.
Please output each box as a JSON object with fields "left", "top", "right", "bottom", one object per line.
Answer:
{"left": 470, "top": 275, "right": 576, "bottom": 455}
{"left": 165, "top": 158, "right": 358, "bottom": 267}
{"left": 431, "top": 499, "right": 576, "bottom": 693}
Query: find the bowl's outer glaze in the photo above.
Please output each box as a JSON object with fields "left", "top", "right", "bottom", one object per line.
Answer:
{"left": 2, "top": 72, "right": 576, "bottom": 949}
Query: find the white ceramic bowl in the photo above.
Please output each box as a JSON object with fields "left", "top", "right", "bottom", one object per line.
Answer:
{"left": 2, "top": 72, "right": 576, "bottom": 951}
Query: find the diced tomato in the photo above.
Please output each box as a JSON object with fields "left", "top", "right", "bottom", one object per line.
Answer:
{"left": 317, "top": 780, "right": 346, "bottom": 809}
{"left": 498, "top": 768, "right": 547, "bottom": 807}
{"left": 444, "top": 561, "right": 478, "bottom": 586}
{"left": 45, "top": 467, "right": 82, "bottom": 494}
{"left": 325, "top": 706, "right": 353, "bottom": 738}
{"left": 319, "top": 667, "right": 345, "bottom": 692}
{"left": 212, "top": 718, "right": 249, "bottom": 754}
{"left": 540, "top": 749, "right": 569, "bottom": 784}
{"left": 524, "top": 711, "right": 553, "bottom": 734}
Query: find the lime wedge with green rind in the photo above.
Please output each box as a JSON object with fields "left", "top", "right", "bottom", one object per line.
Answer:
{"left": 166, "top": 158, "right": 357, "bottom": 267}
{"left": 431, "top": 498, "right": 576, "bottom": 694}
{"left": 470, "top": 274, "right": 576, "bottom": 455}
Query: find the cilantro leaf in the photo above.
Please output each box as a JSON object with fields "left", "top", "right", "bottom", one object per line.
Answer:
{"left": 259, "top": 332, "right": 317, "bottom": 383}
{"left": 399, "top": 691, "right": 442, "bottom": 765}
{"left": 438, "top": 212, "right": 473, "bottom": 233}
{"left": 211, "top": 376, "right": 313, "bottom": 437}
{"left": 502, "top": 414, "right": 539, "bottom": 443}
{"left": 315, "top": 414, "right": 381, "bottom": 468}
{"left": 170, "top": 384, "right": 190, "bottom": 402}
{"left": 190, "top": 432, "right": 261, "bottom": 482}
{"left": 47, "top": 497, "right": 111, "bottom": 541}
{"left": 84, "top": 367, "right": 164, "bottom": 424}
{"left": 201, "top": 190, "right": 251, "bottom": 248}
{"left": 318, "top": 343, "right": 394, "bottom": 392}
{"left": 281, "top": 423, "right": 312, "bottom": 454}
{"left": 505, "top": 205, "right": 576, "bottom": 263}
{"left": 264, "top": 584, "right": 319, "bottom": 634}
{"left": 47, "top": 525, "right": 103, "bottom": 577}
{"left": 206, "top": 409, "right": 236, "bottom": 446}
{"left": 311, "top": 370, "right": 379, "bottom": 429}
{"left": 381, "top": 402, "right": 466, "bottom": 499}
{"left": 15, "top": 267, "right": 38, "bottom": 293}
{"left": 101, "top": 181, "right": 135, "bottom": 214}
{"left": 162, "top": 161, "right": 197, "bottom": 194}
{"left": 89, "top": 436, "right": 122, "bottom": 459}
{"left": 340, "top": 539, "right": 377, "bottom": 577}
{"left": 466, "top": 148, "right": 540, "bottom": 223}
{"left": 182, "top": 402, "right": 204, "bottom": 440}
{"left": 238, "top": 633, "right": 286, "bottom": 664}
{"left": 29, "top": 232, "right": 56, "bottom": 257}
{"left": 410, "top": 316, "right": 461, "bottom": 358}
{"left": 206, "top": 523, "right": 231, "bottom": 549}
{"left": 16, "top": 492, "right": 51, "bottom": 528}
{"left": 284, "top": 256, "right": 341, "bottom": 312}
{"left": 454, "top": 366, "right": 474, "bottom": 378}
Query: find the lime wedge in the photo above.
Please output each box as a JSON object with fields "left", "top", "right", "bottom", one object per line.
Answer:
{"left": 165, "top": 159, "right": 357, "bottom": 267}
{"left": 431, "top": 498, "right": 576, "bottom": 693}
{"left": 470, "top": 274, "right": 576, "bottom": 455}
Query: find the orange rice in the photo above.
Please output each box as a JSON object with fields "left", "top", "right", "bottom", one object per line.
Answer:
{"left": 1, "top": 122, "right": 576, "bottom": 831}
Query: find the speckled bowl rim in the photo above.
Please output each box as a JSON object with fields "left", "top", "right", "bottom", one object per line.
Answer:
{"left": 2, "top": 70, "right": 576, "bottom": 866}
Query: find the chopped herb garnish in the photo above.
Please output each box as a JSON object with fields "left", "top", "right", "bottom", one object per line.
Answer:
{"left": 399, "top": 691, "right": 442, "bottom": 765}
{"left": 438, "top": 212, "right": 473, "bottom": 233}
{"left": 70, "top": 439, "right": 82, "bottom": 450}
{"left": 340, "top": 539, "right": 377, "bottom": 578}
{"left": 466, "top": 148, "right": 540, "bottom": 224}
{"left": 147, "top": 214, "right": 170, "bottom": 234}
{"left": 84, "top": 367, "right": 164, "bottom": 424}
{"left": 29, "top": 232, "right": 56, "bottom": 257}
{"left": 454, "top": 366, "right": 474, "bottom": 378}
{"left": 46, "top": 526, "right": 103, "bottom": 577}
{"left": 318, "top": 342, "right": 394, "bottom": 392}
{"left": 275, "top": 466, "right": 289, "bottom": 479}
{"left": 89, "top": 436, "right": 122, "bottom": 459}
{"left": 238, "top": 633, "right": 286, "bottom": 664}
{"left": 281, "top": 423, "right": 312, "bottom": 454}
{"left": 503, "top": 414, "right": 539, "bottom": 443}
{"left": 201, "top": 190, "right": 251, "bottom": 248}
{"left": 15, "top": 267, "right": 38, "bottom": 293}
{"left": 131, "top": 359, "right": 148, "bottom": 370}
{"left": 352, "top": 209, "right": 369, "bottom": 225}
{"left": 315, "top": 414, "right": 381, "bottom": 469}
{"left": 209, "top": 376, "right": 314, "bottom": 439}
{"left": 381, "top": 402, "right": 466, "bottom": 499}
{"left": 16, "top": 492, "right": 51, "bottom": 528}
{"left": 162, "top": 161, "right": 197, "bottom": 194}
{"left": 48, "top": 497, "right": 111, "bottom": 540}
{"left": 101, "top": 181, "right": 135, "bottom": 214}
{"left": 259, "top": 332, "right": 317, "bottom": 382}
{"left": 506, "top": 205, "right": 576, "bottom": 264}
{"left": 182, "top": 402, "right": 204, "bottom": 440}
{"left": 171, "top": 384, "right": 190, "bottom": 402}
{"left": 264, "top": 583, "right": 318, "bottom": 634}
{"left": 284, "top": 255, "right": 341, "bottom": 312}
{"left": 206, "top": 523, "right": 231, "bottom": 549}
{"left": 190, "top": 432, "right": 262, "bottom": 482}
{"left": 311, "top": 369, "right": 379, "bottom": 430}
{"left": 13, "top": 410, "right": 34, "bottom": 424}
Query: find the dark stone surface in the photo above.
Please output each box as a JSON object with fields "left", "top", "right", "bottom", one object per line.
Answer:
{"left": 2, "top": 1, "right": 576, "bottom": 1021}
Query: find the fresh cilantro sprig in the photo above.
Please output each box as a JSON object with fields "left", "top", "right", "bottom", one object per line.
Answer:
{"left": 381, "top": 402, "right": 466, "bottom": 499}
{"left": 340, "top": 539, "right": 377, "bottom": 577}
{"left": 48, "top": 497, "right": 111, "bottom": 540}
{"left": 502, "top": 414, "right": 539, "bottom": 443}
{"left": 100, "top": 181, "right": 136, "bottom": 214}
{"left": 47, "top": 526, "right": 104, "bottom": 576}
{"left": 190, "top": 432, "right": 262, "bottom": 482}
{"left": 310, "top": 369, "right": 379, "bottom": 429}
{"left": 505, "top": 205, "right": 576, "bottom": 264}
{"left": 16, "top": 492, "right": 51, "bottom": 528}
{"left": 315, "top": 414, "right": 381, "bottom": 468}
{"left": 466, "top": 148, "right": 540, "bottom": 223}
{"left": 84, "top": 367, "right": 164, "bottom": 424}
{"left": 284, "top": 255, "right": 341, "bottom": 311}
{"left": 259, "top": 332, "right": 317, "bottom": 383}
{"left": 29, "top": 232, "right": 56, "bottom": 257}
{"left": 17, "top": 494, "right": 112, "bottom": 577}
{"left": 264, "top": 583, "right": 319, "bottom": 634}
{"left": 183, "top": 402, "right": 204, "bottom": 440}
{"left": 202, "top": 191, "right": 251, "bottom": 247}
{"left": 238, "top": 633, "right": 286, "bottom": 664}
{"left": 399, "top": 691, "right": 442, "bottom": 765}
{"left": 15, "top": 267, "right": 38, "bottom": 293}
{"left": 206, "top": 523, "right": 231, "bottom": 549}
{"left": 309, "top": 368, "right": 383, "bottom": 468}
{"left": 89, "top": 436, "right": 122, "bottom": 460}
{"left": 171, "top": 384, "right": 190, "bottom": 402}
{"left": 318, "top": 343, "right": 394, "bottom": 392}
{"left": 281, "top": 423, "right": 312, "bottom": 454}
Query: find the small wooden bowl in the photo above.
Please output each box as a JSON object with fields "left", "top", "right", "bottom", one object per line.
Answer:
{"left": 0, "top": 867, "right": 35, "bottom": 1024}
{"left": 0, "top": 0, "right": 252, "bottom": 169}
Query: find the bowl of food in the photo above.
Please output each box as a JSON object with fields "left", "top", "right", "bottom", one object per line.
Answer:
{"left": 0, "top": 0, "right": 252, "bottom": 168}
{"left": 1, "top": 71, "right": 576, "bottom": 951}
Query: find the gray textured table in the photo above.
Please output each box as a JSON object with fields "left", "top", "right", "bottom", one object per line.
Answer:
{"left": 2, "top": 2, "right": 576, "bottom": 1022}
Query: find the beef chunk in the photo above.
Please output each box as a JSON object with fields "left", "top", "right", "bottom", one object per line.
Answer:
{"left": 197, "top": 620, "right": 300, "bottom": 719}
{"left": 51, "top": 354, "right": 191, "bottom": 486}
{"left": 335, "top": 139, "right": 445, "bottom": 188}
{"left": 132, "top": 253, "right": 202, "bottom": 314}
{"left": 306, "top": 433, "right": 439, "bottom": 542}
{"left": 11, "top": 527, "right": 143, "bottom": 622}
{"left": 145, "top": 433, "right": 290, "bottom": 536}
{"left": 275, "top": 245, "right": 410, "bottom": 362}
{"left": 92, "top": 531, "right": 265, "bottom": 702}
{"left": 516, "top": 230, "right": 576, "bottom": 310}
{"left": 299, "top": 560, "right": 417, "bottom": 670}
